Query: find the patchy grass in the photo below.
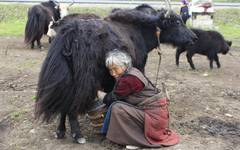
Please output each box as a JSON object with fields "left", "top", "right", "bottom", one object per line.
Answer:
{"left": 70, "top": 6, "right": 112, "bottom": 17}
{"left": 0, "top": 20, "right": 25, "bottom": 36}
{"left": 0, "top": 3, "right": 239, "bottom": 46}
{"left": 0, "top": 4, "right": 28, "bottom": 36}
{"left": 214, "top": 9, "right": 240, "bottom": 26}
{"left": 0, "top": 4, "right": 111, "bottom": 37}
{"left": 214, "top": 9, "right": 240, "bottom": 46}
{"left": 0, "top": 4, "right": 27, "bottom": 22}
{"left": 19, "top": 59, "right": 38, "bottom": 69}
{"left": 217, "top": 24, "right": 240, "bottom": 39}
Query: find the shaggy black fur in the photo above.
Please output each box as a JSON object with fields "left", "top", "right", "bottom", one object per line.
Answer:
{"left": 135, "top": 4, "right": 157, "bottom": 15}
{"left": 24, "top": 0, "right": 61, "bottom": 49}
{"left": 35, "top": 5, "right": 197, "bottom": 143}
{"left": 176, "top": 28, "right": 232, "bottom": 69}
{"left": 48, "top": 13, "right": 100, "bottom": 38}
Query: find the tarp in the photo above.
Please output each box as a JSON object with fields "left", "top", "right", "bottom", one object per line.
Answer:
{"left": 190, "top": 0, "right": 214, "bottom": 13}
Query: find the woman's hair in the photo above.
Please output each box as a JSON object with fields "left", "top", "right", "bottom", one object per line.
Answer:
{"left": 105, "top": 49, "right": 132, "bottom": 68}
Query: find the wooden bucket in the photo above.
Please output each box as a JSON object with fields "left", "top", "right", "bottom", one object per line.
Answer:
{"left": 87, "top": 101, "right": 107, "bottom": 133}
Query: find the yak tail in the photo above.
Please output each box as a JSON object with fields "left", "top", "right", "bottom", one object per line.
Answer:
{"left": 24, "top": 6, "right": 46, "bottom": 44}
{"left": 35, "top": 20, "right": 108, "bottom": 122}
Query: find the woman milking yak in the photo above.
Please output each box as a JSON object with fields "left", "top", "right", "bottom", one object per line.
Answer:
{"left": 97, "top": 49, "right": 179, "bottom": 149}
{"left": 35, "top": 4, "right": 196, "bottom": 148}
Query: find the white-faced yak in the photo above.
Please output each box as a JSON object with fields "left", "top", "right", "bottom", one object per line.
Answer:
{"left": 176, "top": 28, "right": 232, "bottom": 69}
{"left": 35, "top": 5, "right": 197, "bottom": 143}
{"left": 24, "top": 0, "right": 69, "bottom": 49}
{"left": 47, "top": 13, "right": 101, "bottom": 38}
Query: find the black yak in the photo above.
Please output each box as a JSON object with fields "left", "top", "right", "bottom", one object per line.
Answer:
{"left": 176, "top": 28, "right": 232, "bottom": 69}
{"left": 24, "top": 0, "right": 70, "bottom": 49}
{"left": 35, "top": 5, "right": 197, "bottom": 143}
{"left": 47, "top": 13, "right": 101, "bottom": 38}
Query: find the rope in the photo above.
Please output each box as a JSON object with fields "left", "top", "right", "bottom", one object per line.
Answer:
{"left": 229, "top": 52, "right": 240, "bottom": 63}
{"left": 155, "top": 27, "right": 171, "bottom": 129}
{"left": 154, "top": 27, "right": 171, "bottom": 101}
{"left": 155, "top": 27, "right": 162, "bottom": 87}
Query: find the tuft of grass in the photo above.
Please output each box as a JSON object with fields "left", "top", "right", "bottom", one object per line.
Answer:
{"left": 31, "top": 96, "right": 36, "bottom": 101}
{"left": 10, "top": 109, "right": 28, "bottom": 121}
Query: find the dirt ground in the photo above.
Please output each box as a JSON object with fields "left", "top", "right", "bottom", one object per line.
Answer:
{"left": 0, "top": 36, "right": 239, "bottom": 150}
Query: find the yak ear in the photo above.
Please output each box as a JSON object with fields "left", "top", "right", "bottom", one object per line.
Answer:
{"left": 51, "top": 16, "right": 56, "bottom": 23}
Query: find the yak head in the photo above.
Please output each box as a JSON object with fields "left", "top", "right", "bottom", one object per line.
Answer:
{"left": 59, "top": 1, "right": 75, "bottom": 18}
{"left": 108, "top": 5, "right": 197, "bottom": 49}
{"left": 47, "top": 0, "right": 61, "bottom": 20}
{"left": 50, "top": 0, "right": 73, "bottom": 19}
{"left": 221, "top": 40, "right": 232, "bottom": 55}
{"left": 155, "top": 9, "right": 197, "bottom": 47}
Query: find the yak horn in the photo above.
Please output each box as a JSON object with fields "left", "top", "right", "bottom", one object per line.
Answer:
{"left": 164, "top": 0, "right": 172, "bottom": 10}
{"left": 51, "top": 16, "right": 56, "bottom": 23}
{"left": 164, "top": 0, "right": 172, "bottom": 18}
{"left": 164, "top": 10, "right": 171, "bottom": 18}
{"left": 68, "top": 0, "right": 75, "bottom": 8}
{"left": 52, "top": 0, "right": 60, "bottom": 6}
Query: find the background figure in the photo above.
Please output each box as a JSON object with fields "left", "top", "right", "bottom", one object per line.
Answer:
{"left": 180, "top": 0, "right": 191, "bottom": 24}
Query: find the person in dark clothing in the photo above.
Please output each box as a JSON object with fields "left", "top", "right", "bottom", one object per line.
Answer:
{"left": 180, "top": 0, "right": 191, "bottom": 24}
{"left": 97, "top": 49, "right": 179, "bottom": 149}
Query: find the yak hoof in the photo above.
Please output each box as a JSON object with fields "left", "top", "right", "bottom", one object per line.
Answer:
{"left": 55, "top": 130, "right": 65, "bottom": 139}
{"left": 76, "top": 137, "right": 86, "bottom": 144}
{"left": 72, "top": 133, "right": 86, "bottom": 144}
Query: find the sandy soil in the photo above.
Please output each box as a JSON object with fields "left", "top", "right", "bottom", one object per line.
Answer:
{"left": 0, "top": 36, "right": 239, "bottom": 150}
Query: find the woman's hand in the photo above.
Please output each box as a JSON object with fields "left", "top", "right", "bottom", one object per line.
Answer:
{"left": 97, "top": 90, "right": 106, "bottom": 100}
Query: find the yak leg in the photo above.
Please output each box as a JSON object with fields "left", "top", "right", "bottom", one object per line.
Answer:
{"left": 55, "top": 113, "right": 67, "bottom": 139}
{"left": 68, "top": 112, "right": 86, "bottom": 144}
{"left": 208, "top": 52, "right": 217, "bottom": 69}
{"left": 31, "top": 41, "right": 34, "bottom": 49}
{"left": 37, "top": 39, "right": 43, "bottom": 49}
{"left": 209, "top": 59, "right": 214, "bottom": 69}
{"left": 186, "top": 52, "right": 195, "bottom": 70}
{"left": 214, "top": 55, "right": 221, "bottom": 68}
{"left": 176, "top": 47, "right": 185, "bottom": 66}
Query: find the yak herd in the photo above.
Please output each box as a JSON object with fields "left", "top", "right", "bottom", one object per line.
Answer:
{"left": 23, "top": 0, "right": 232, "bottom": 144}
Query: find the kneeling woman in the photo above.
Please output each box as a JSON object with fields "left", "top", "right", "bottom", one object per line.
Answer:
{"left": 98, "top": 49, "right": 179, "bottom": 149}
